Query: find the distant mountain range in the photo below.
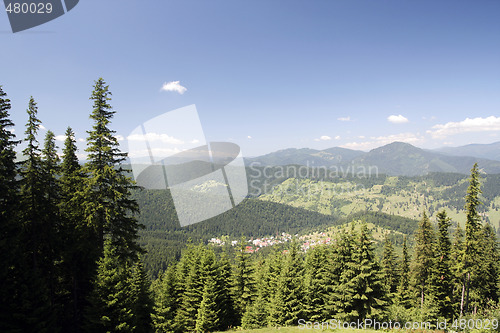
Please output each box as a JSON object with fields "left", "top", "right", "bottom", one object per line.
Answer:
{"left": 434, "top": 141, "right": 500, "bottom": 161}
{"left": 245, "top": 141, "right": 500, "bottom": 176}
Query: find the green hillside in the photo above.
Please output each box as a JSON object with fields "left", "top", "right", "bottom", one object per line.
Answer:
{"left": 133, "top": 188, "right": 419, "bottom": 277}
{"left": 258, "top": 172, "right": 500, "bottom": 230}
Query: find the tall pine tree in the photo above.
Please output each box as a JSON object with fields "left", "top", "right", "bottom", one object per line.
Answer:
{"left": 129, "top": 259, "right": 153, "bottom": 333}
{"left": 0, "top": 86, "right": 32, "bottom": 332}
{"left": 19, "top": 97, "right": 55, "bottom": 330}
{"left": 463, "top": 163, "right": 483, "bottom": 314}
{"left": 232, "top": 237, "right": 256, "bottom": 324}
{"left": 267, "top": 240, "right": 304, "bottom": 326}
{"left": 350, "top": 223, "right": 387, "bottom": 321}
{"left": 411, "top": 212, "right": 436, "bottom": 310}
{"left": 83, "top": 78, "right": 142, "bottom": 261}
{"left": 381, "top": 234, "right": 400, "bottom": 298}
{"left": 85, "top": 240, "right": 134, "bottom": 333}
{"left": 434, "top": 210, "right": 453, "bottom": 319}
{"left": 304, "top": 245, "right": 328, "bottom": 322}
{"left": 396, "top": 236, "right": 411, "bottom": 308}
{"left": 152, "top": 265, "right": 178, "bottom": 332}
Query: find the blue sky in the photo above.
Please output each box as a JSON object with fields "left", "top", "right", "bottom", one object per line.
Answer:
{"left": 1, "top": 0, "right": 500, "bottom": 158}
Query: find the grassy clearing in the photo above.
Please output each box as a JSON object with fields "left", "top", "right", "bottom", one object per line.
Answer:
{"left": 258, "top": 176, "right": 500, "bottom": 230}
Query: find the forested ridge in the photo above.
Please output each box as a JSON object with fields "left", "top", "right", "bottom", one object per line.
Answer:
{"left": 0, "top": 81, "right": 150, "bottom": 332}
{"left": 1, "top": 81, "right": 500, "bottom": 332}
{"left": 135, "top": 191, "right": 419, "bottom": 277}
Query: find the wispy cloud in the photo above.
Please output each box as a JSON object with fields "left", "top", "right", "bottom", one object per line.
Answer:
{"left": 387, "top": 114, "right": 409, "bottom": 124}
{"left": 160, "top": 81, "right": 187, "bottom": 94}
{"left": 337, "top": 116, "right": 351, "bottom": 122}
{"left": 341, "top": 132, "right": 423, "bottom": 151}
{"left": 314, "top": 135, "right": 332, "bottom": 142}
{"left": 247, "top": 136, "right": 252, "bottom": 139}
{"left": 55, "top": 135, "right": 67, "bottom": 142}
{"left": 128, "top": 147, "right": 182, "bottom": 158}
{"left": 427, "top": 116, "right": 500, "bottom": 138}
{"left": 40, "top": 124, "right": 47, "bottom": 130}
{"left": 127, "top": 132, "right": 185, "bottom": 145}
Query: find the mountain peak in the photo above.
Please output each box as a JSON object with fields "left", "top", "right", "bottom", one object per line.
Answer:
{"left": 369, "top": 141, "right": 420, "bottom": 154}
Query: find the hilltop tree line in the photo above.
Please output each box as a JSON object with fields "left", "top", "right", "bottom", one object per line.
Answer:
{"left": 0, "top": 81, "right": 151, "bottom": 332}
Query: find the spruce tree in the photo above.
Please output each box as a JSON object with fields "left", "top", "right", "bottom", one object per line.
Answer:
{"left": 152, "top": 265, "right": 178, "bottom": 332}
{"left": 477, "top": 224, "right": 499, "bottom": 305}
{"left": 20, "top": 97, "right": 46, "bottom": 271}
{"left": 18, "top": 97, "right": 55, "bottom": 330}
{"left": 304, "top": 245, "right": 328, "bottom": 322}
{"left": 241, "top": 259, "right": 269, "bottom": 329}
{"left": 350, "top": 223, "right": 387, "bottom": 321}
{"left": 59, "top": 127, "right": 92, "bottom": 331}
{"left": 268, "top": 240, "right": 304, "bottom": 326}
{"left": 232, "top": 237, "right": 256, "bottom": 323}
{"left": 215, "top": 249, "right": 237, "bottom": 330}
{"left": 326, "top": 227, "right": 356, "bottom": 319}
{"left": 463, "top": 163, "right": 483, "bottom": 314}
{"left": 0, "top": 86, "right": 32, "bottom": 332}
{"left": 41, "top": 130, "right": 60, "bottom": 208}
{"left": 85, "top": 240, "right": 134, "bottom": 333}
{"left": 450, "top": 225, "right": 465, "bottom": 317}
{"left": 411, "top": 212, "right": 436, "bottom": 310}
{"left": 434, "top": 210, "right": 453, "bottom": 318}
{"left": 381, "top": 234, "right": 400, "bottom": 297}
{"left": 174, "top": 245, "right": 205, "bottom": 331}
{"left": 396, "top": 236, "right": 411, "bottom": 308}
{"left": 129, "top": 260, "right": 153, "bottom": 333}
{"left": 0, "top": 85, "right": 19, "bottom": 245}
{"left": 83, "top": 78, "right": 142, "bottom": 261}
{"left": 195, "top": 275, "right": 220, "bottom": 333}
{"left": 265, "top": 247, "right": 285, "bottom": 326}
{"left": 0, "top": 85, "right": 19, "bottom": 328}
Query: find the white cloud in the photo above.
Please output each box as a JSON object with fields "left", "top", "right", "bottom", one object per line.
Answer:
{"left": 127, "top": 132, "right": 185, "bottom": 145}
{"left": 427, "top": 116, "right": 500, "bottom": 138}
{"left": 160, "top": 81, "right": 187, "bottom": 94}
{"left": 78, "top": 138, "right": 85, "bottom": 142}
{"left": 40, "top": 124, "right": 46, "bottom": 130}
{"left": 321, "top": 135, "right": 331, "bottom": 140}
{"left": 247, "top": 136, "right": 252, "bottom": 139}
{"left": 115, "top": 135, "right": 125, "bottom": 141}
{"left": 128, "top": 147, "right": 182, "bottom": 158}
{"left": 334, "top": 135, "right": 341, "bottom": 140}
{"left": 387, "top": 114, "right": 409, "bottom": 124}
{"left": 341, "top": 132, "right": 423, "bottom": 151}
{"left": 191, "top": 139, "right": 200, "bottom": 144}
{"left": 55, "top": 135, "right": 67, "bottom": 142}
{"left": 337, "top": 116, "right": 351, "bottom": 122}
{"left": 314, "top": 135, "right": 332, "bottom": 142}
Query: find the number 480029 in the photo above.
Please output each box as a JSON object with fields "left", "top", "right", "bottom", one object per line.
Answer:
{"left": 5, "top": 2, "right": 53, "bottom": 14}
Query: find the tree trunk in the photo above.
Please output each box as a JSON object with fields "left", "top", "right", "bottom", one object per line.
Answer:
{"left": 465, "top": 272, "right": 470, "bottom": 314}
{"left": 460, "top": 277, "right": 465, "bottom": 317}
{"left": 421, "top": 283, "right": 425, "bottom": 309}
